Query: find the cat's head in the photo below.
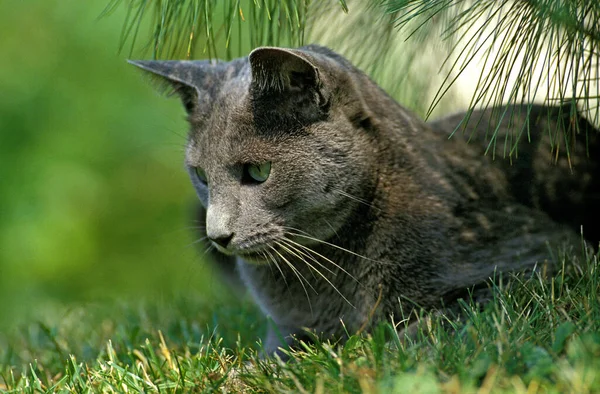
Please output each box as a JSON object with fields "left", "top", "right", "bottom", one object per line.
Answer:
{"left": 130, "top": 46, "right": 378, "bottom": 261}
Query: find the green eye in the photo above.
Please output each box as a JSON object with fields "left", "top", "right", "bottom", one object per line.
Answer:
{"left": 195, "top": 167, "right": 207, "bottom": 183}
{"left": 246, "top": 162, "right": 271, "bottom": 183}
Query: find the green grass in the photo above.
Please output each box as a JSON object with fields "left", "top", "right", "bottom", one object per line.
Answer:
{"left": 1, "top": 244, "right": 598, "bottom": 393}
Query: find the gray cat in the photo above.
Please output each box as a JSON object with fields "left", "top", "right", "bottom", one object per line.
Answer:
{"left": 130, "top": 45, "right": 599, "bottom": 355}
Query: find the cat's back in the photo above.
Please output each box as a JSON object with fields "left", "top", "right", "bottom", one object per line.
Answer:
{"left": 426, "top": 105, "right": 600, "bottom": 246}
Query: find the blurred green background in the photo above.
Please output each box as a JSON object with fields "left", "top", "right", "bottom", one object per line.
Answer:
{"left": 0, "top": 1, "right": 225, "bottom": 326}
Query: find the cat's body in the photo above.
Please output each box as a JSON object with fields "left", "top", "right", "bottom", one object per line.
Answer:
{"left": 131, "top": 45, "right": 599, "bottom": 355}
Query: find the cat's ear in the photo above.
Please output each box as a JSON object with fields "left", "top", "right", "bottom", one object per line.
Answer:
{"left": 249, "top": 47, "right": 329, "bottom": 121}
{"left": 128, "top": 60, "right": 216, "bottom": 114}
{"left": 249, "top": 47, "right": 320, "bottom": 92}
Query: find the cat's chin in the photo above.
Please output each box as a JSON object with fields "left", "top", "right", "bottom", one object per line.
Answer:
{"left": 213, "top": 243, "right": 272, "bottom": 264}
{"left": 238, "top": 251, "right": 271, "bottom": 265}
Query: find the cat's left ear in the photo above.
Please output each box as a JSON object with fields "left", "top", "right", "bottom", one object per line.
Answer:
{"left": 249, "top": 47, "right": 330, "bottom": 122}
{"left": 128, "top": 60, "right": 216, "bottom": 114}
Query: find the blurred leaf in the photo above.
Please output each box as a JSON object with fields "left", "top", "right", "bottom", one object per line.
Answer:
{"left": 552, "top": 321, "right": 576, "bottom": 353}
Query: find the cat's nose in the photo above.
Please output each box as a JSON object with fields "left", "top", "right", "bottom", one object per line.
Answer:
{"left": 209, "top": 233, "right": 234, "bottom": 248}
{"left": 206, "top": 203, "right": 234, "bottom": 248}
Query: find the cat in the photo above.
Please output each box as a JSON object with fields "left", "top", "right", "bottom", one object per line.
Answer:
{"left": 130, "top": 45, "right": 599, "bottom": 356}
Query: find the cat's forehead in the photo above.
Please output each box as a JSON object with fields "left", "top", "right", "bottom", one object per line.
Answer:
{"left": 185, "top": 127, "right": 290, "bottom": 170}
{"left": 185, "top": 91, "right": 293, "bottom": 167}
{"left": 185, "top": 61, "right": 316, "bottom": 167}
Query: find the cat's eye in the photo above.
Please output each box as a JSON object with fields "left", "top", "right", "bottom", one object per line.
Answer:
{"left": 195, "top": 167, "right": 208, "bottom": 184}
{"left": 245, "top": 162, "right": 271, "bottom": 183}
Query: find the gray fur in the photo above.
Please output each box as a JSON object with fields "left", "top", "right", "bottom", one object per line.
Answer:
{"left": 130, "top": 45, "right": 600, "bottom": 355}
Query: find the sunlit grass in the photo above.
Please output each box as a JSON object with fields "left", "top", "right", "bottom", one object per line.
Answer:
{"left": 2, "top": 245, "right": 598, "bottom": 393}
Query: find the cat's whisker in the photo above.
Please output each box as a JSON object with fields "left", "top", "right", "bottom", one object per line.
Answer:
{"left": 186, "top": 235, "right": 210, "bottom": 249}
{"left": 267, "top": 244, "right": 315, "bottom": 315}
{"left": 264, "top": 255, "right": 276, "bottom": 277}
{"left": 180, "top": 226, "right": 207, "bottom": 232}
{"left": 322, "top": 218, "right": 341, "bottom": 240}
{"left": 283, "top": 236, "right": 362, "bottom": 285}
{"left": 265, "top": 248, "right": 297, "bottom": 301}
{"left": 284, "top": 227, "right": 389, "bottom": 265}
{"left": 277, "top": 240, "right": 356, "bottom": 308}
{"left": 279, "top": 239, "right": 336, "bottom": 276}
{"left": 269, "top": 245, "right": 316, "bottom": 293}
{"left": 332, "top": 188, "right": 381, "bottom": 212}
{"left": 165, "top": 127, "right": 189, "bottom": 142}
{"left": 200, "top": 243, "right": 215, "bottom": 258}
{"left": 282, "top": 230, "right": 366, "bottom": 280}
{"left": 281, "top": 226, "right": 315, "bottom": 237}
{"left": 276, "top": 241, "right": 318, "bottom": 281}
{"left": 265, "top": 248, "right": 288, "bottom": 287}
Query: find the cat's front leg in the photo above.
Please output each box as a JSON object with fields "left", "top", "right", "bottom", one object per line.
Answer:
{"left": 262, "top": 323, "right": 305, "bottom": 360}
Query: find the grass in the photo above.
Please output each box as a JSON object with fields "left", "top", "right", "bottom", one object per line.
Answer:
{"left": 1, "top": 243, "right": 599, "bottom": 393}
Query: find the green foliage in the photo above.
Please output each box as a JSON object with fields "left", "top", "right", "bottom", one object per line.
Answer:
{"left": 0, "top": 0, "right": 220, "bottom": 325}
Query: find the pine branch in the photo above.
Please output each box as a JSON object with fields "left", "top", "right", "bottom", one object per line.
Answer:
{"left": 109, "top": 0, "right": 600, "bottom": 157}
{"left": 107, "top": 0, "right": 319, "bottom": 60}
{"left": 383, "top": 0, "right": 600, "bottom": 156}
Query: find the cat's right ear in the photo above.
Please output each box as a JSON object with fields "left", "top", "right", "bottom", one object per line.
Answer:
{"left": 249, "top": 47, "right": 331, "bottom": 124}
{"left": 128, "top": 60, "right": 216, "bottom": 114}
